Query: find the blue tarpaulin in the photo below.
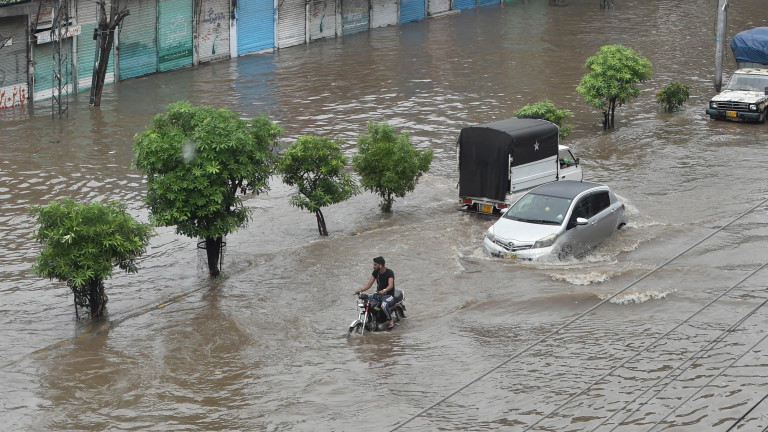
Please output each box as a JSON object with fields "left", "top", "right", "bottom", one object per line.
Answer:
{"left": 731, "top": 27, "right": 768, "bottom": 66}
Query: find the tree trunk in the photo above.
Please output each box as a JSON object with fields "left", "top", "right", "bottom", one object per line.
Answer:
{"left": 205, "top": 237, "right": 222, "bottom": 277}
{"left": 87, "top": 280, "right": 108, "bottom": 319}
{"left": 91, "top": 27, "right": 116, "bottom": 106}
{"left": 315, "top": 209, "right": 328, "bottom": 236}
{"left": 382, "top": 192, "right": 393, "bottom": 212}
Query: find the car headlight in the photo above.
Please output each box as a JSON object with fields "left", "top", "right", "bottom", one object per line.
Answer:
{"left": 485, "top": 230, "right": 495, "bottom": 243}
{"left": 710, "top": 101, "right": 718, "bottom": 109}
{"left": 749, "top": 104, "right": 758, "bottom": 111}
{"left": 533, "top": 233, "right": 558, "bottom": 249}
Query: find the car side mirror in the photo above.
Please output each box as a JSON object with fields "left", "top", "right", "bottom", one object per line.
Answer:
{"left": 574, "top": 157, "right": 580, "bottom": 165}
{"left": 576, "top": 217, "right": 588, "bottom": 225}
{"left": 765, "top": 87, "right": 768, "bottom": 96}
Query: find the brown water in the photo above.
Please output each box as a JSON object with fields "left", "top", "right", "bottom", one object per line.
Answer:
{"left": 3, "top": 1, "right": 768, "bottom": 430}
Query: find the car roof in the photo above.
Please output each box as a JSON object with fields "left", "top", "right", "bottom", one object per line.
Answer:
{"left": 529, "top": 180, "right": 607, "bottom": 199}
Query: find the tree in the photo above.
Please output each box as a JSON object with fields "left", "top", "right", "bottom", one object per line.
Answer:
{"left": 514, "top": 99, "right": 574, "bottom": 138}
{"left": 576, "top": 44, "right": 653, "bottom": 130}
{"left": 30, "top": 198, "right": 153, "bottom": 319}
{"left": 277, "top": 136, "right": 358, "bottom": 236}
{"left": 89, "top": 0, "right": 130, "bottom": 106}
{"left": 133, "top": 101, "right": 282, "bottom": 276}
{"left": 656, "top": 82, "right": 691, "bottom": 112}
{"left": 352, "top": 122, "right": 433, "bottom": 212}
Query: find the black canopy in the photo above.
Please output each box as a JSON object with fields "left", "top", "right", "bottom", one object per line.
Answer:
{"left": 458, "top": 118, "right": 559, "bottom": 201}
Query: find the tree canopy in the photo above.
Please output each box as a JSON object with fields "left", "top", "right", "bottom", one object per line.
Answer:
{"left": 133, "top": 101, "right": 282, "bottom": 276}
{"left": 352, "top": 122, "right": 433, "bottom": 212}
{"left": 30, "top": 198, "right": 153, "bottom": 319}
{"left": 277, "top": 135, "right": 358, "bottom": 236}
{"left": 576, "top": 44, "right": 653, "bottom": 130}
{"left": 514, "top": 99, "right": 574, "bottom": 138}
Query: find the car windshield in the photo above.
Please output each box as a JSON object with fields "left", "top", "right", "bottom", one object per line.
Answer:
{"left": 725, "top": 74, "right": 768, "bottom": 92}
{"left": 503, "top": 193, "right": 572, "bottom": 225}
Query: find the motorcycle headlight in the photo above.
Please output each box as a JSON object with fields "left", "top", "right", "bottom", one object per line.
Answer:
{"left": 485, "top": 230, "right": 495, "bottom": 243}
{"left": 710, "top": 101, "right": 718, "bottom": 109}
{"left": 749, "top": 104, "right": 758, "bottom": 111}
{"left": 533, "top": 233, "right": 558, "bottom": 249}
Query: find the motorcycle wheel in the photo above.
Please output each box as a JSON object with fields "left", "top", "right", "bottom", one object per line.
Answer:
{"left": 348, "top": 322, "right": 362, "bottom": 335}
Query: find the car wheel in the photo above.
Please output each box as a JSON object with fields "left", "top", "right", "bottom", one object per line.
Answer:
{"left": 617, "top": 223, "right": 626, "bottom": 230}
{"left": 557, "top": 244, "right": 573, "bottom": 261}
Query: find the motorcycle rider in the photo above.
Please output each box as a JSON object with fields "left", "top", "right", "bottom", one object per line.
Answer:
{"left": 354, "top": 256, "right": 396, "bottom": 329}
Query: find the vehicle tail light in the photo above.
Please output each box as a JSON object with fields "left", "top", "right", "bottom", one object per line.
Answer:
{"left": 462, "top": 198, "right": 473, "bottom": 204}
{"left": 497, "top": 204, "right": 508, "bottom": 209}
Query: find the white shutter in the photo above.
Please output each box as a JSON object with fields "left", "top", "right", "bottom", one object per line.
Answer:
{"left": 278, "top": 0, "right": 306, "bottom": 48}
{"left": 370, "top": 0, "right": 396, "bottom": 28}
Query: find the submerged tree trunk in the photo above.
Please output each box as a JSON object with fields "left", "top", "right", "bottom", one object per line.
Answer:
{"left": 90, "top": 1, "right": 129, "bottom": 106}
{"left": 315, "top": 210, "right": 328, "bottom": 236}
{"left": 87, "top": 279, "right": 108, "bottom": 319}
{"left": 205, "top": 237, "right": 222, "bottom": 277}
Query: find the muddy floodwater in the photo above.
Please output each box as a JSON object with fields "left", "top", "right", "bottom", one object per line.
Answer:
{"left": 2, "top": 1, "right": 768, "bottom": 430}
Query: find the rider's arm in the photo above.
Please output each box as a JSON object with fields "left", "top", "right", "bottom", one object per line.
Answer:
{"left": 355, "top": 276, "right": 375, "bottom": 294}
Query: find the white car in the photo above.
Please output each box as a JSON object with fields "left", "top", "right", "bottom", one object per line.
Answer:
{"left": 483, "top": 181, "right": 627, "bottom": 260}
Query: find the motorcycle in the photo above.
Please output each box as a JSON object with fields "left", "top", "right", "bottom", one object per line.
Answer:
{"left": 348, "top": 289, "right": 406, "bottom": 335}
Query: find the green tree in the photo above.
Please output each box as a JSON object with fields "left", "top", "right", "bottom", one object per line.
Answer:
{"left": 352, "top": 122, "right": 433, "bottom": 212}
{"left": 30, "top": 198, "right": 153, "bottom": 319}
{"left": 133, "top": 101, "right": 282, "bottom": 277}
{"left": 277, "top": 135, "right": 358, "bottom": 236}
{"left": 514, "top": 99, "right": 574, "bottom": 138}
{"left": 576, "top": 44, "right": 653, "bottom": 130}
{"left": 656, "top": 82, "right": 691, "bottom": 112}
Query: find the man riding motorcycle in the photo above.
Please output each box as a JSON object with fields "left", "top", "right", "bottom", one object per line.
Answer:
{"left": 354, "top": 256, "right": 396, "bottom": 329}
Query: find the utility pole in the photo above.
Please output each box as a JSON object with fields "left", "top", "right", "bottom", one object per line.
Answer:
{"left": 714, "top": 0, "right": 728, "bottom": 92}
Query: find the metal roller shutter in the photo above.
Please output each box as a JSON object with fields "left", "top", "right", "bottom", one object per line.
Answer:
{"left": 428, "top": 0, "right": 449, "bottom": 16}
{"left": 454, "top": 0, "right": 473, "bottom": 10}
{"left": 236, "top": 0, "right": 275, "bottom": 55}
{"left": 309, "top": 0, "right": 336, "bottom": 41}
{"left": 118, "top": 0, "right": 158, "bottom": 80}
{"left": 341, "top": 0, "right": 368, "bottom": 35}
{"left": 398, "top": 0, "right": 424, "bottom": 24}
{"left": 158, "top": 0, "right": 193, "bottom": 71}
{"left": 197, "top": 0, "right": 231, "bottom": 62}
{"left": 370, "top": 0, "right": 396, "bottom": 28}
{"left": 0, "top": 16, "right": 29, "bottom": 109}
{"left": 478, "top": 0, "right": 496, "bottom": 6}
{"left": 277, "top": 0, "right": 306, "bottom": 48}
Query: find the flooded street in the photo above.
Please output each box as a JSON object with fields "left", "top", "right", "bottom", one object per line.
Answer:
{"left": 3, "top": 0, "right": 768, "bottom": 430}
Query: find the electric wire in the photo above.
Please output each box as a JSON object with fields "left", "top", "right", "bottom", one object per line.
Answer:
{"left": 725, "top": 393, "right": 768, "bottom": 432}
{"left": 389, "top": 198, "right": 768, "bottom": 432}
{"left": 595, "top": 297, "right": 768, "bottom": 432}
{"left": 522, "top": 263, "right": 768, "bottom": 432}
{"left": 645, "top": 328, "right": 768, "bottom": 431}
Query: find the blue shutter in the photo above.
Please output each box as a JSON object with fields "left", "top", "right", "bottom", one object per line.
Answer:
{"left": 118, "top": 0, "right": 158, "bottom": 80}
{"left": 158, "top": 0, "right": 193, "bottom": 71}
{"left": 454, "top": 0, "right": 475, "bottom": 10}
{"left": 237, "top": 0, "right": 275, "bottom": 55}
{"left": 478, "top": 0, "right": 496, "bottom": 6}
{"left": 399, "top": 0, "right": 424, "bottom": 23}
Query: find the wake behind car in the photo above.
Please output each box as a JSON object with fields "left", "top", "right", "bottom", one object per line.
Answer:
{"left": 483, "top": 180, "right": 627, "bottom": 260}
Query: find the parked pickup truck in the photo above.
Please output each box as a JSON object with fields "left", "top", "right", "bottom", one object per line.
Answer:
{"left": 707, "top": 27, "right": 768, "bottom": 123}
{"left": 707, "top": 68, "right": 768, "bottom": 122}
{"left": 458, "top": 117, "right": 583, "bottom": 215}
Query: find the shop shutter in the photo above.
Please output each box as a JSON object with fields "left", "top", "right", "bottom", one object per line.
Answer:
{"left": 370, "top": 0, "right": 396, "bottom": 28}
{"left": 32, "top": 39, "right": 72, "bottom": 101}
{"left": 197, "top": 0, "right": 231, "bottom": 62}
{"left": 118, "top": 0, "right": 158, "bottom": 80}
{"left": 398, "top": 0, "right": 424, "bottom": 24}
{"left": 0, "top": 16, "right": 29, "bottom": 108}
{"left": 236, "top": 0, "right": 275, "bottom": 55}
{"left": 277, "top": 0, "right": 306, "bottom": 48}
{"left": 428, "top": 0, "right": 449, "bottom": 15}
{"left": 341, "top": 0, "right": 368, "bottom": 35}
{"left": 454, "top": 0, "right": 473, "bottom": 10}
{"left": 158, "top": 0, "right": 193, "bottom": 71}
{"left": 478, "top": 0, "right": 496, "bottom": 6}
{"left": 309, "top": 0, "right": 336, "bottom": 41}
